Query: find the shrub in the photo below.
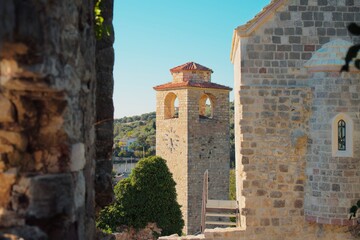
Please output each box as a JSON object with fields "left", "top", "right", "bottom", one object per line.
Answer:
{"left": 97, "top": 156, "right": 184, "bottom": 236}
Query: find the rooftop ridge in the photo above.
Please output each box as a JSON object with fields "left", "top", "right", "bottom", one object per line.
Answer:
{"left": 170, "top": 62, "right": 213, "bottom": 73}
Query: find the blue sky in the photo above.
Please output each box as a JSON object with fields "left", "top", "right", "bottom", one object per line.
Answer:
{"left": 113, "top": 0, "right": 270, "bottom": 118}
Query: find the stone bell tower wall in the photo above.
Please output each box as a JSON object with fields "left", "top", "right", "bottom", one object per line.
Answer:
{"left": 155, "top": 62, "right": 231, "bottom": 234}
{"left": 186, "top": 88, "right": 230, "bottom": 234}
{"left": 156, "top": 89, "right": 189, "bottom": 233}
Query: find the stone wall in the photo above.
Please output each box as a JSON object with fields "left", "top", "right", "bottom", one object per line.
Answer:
{"left": 305, "top": 71, "right": 360, "bottom": 224}
{"left": 0, "top": 0, "right": 114, "bottom": 239}
{"left": 236, "top": 85, "right": 312, "bottom": 238}
{"left": 95, "top": 0, "right": 115, "bottom": 214}
{"left": 172, "top": 71, "right": 211, "bottom": 83}
{"left": 234, "top": 0, "right": 360, "bottom": 228}
{"left": 186, "top": 88, "right": 230, "bottom": 234}
{"left": 156, "top": 89, "right": 190, "bottom": 234}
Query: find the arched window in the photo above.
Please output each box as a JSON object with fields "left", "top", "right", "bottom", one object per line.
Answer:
{"left": 332, "top": 113, "right": 353, "bottom": 157}
{"left": 199, "top": 94, "right": 215, "bottom": 119}
{"left": 164, "top": 92, "right": 179, "bottom": 119}
{"left": 338, "top": 120, "right": 346, "bottom": 151}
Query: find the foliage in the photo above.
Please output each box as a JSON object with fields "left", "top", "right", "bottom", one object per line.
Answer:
{"left": 229, "top": 169, "right": 236, "bottom": 201}
{"left": 344, "top": 23, "right": 360, "bottom": 238}
{"left": 349, "top": 200, "right": 360, "bottom": 219}
{"left": 97, "top": 156, "right": 184, "bottom": 236}
{"left": 94, "top": 0, "right": 111, "bottom": 39}
{"left": 349, "top": 200, "right": 360, "bottom": 238}
{"left": 229, "top": 101, "right": 235, "bottom": 168}
{"left": 229, "top": 169, "right": 236, "bottom": 223}
{"left": 114, "top": 112, "right": 156, "bottom": 158}
{"left": 340, "top": 23, "right": 360, "bottom": 72}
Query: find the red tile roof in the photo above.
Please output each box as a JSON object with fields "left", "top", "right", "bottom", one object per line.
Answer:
{"left": 153, "top": 81, "right": 232, "bottom": 91}
{"left": 170, "top": 62, "right": 213, "bottom": 73}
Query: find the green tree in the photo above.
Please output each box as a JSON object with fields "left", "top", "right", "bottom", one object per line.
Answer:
{"left": 97, "top": 156, "right": 184, "bottom": 236}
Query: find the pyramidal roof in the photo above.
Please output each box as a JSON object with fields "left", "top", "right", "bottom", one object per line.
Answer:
{"left": 170, "top": 62, "right": 213, "bottom": 73}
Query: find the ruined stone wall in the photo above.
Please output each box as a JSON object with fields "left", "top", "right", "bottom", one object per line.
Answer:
{"left": 0, "top": 1, "right": 111, "bottom": 239}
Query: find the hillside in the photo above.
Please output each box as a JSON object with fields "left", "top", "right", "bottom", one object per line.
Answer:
{"left": 114, "top": 102, "right": 235, "bottom": 166}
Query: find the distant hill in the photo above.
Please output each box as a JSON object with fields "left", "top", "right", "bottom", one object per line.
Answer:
{"left": 114, "top": 102, "right": 234, "bottom": 167}
{"left": 114, "top": 112, "right": 156, "bottom": 157}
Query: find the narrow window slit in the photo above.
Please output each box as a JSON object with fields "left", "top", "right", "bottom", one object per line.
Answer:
{"left": 338, "top": 120, "right": 346, "bottom": 151}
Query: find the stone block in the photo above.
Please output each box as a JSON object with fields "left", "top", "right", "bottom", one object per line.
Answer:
{"left": 274, "top": 28, "right": 284, "bottom": 35}
{"left": 0, "top": 209, "right": 25, "bottom": 227}
{"left": 70, "top": 143, "right": 85, "bottom": 172}
{"left": 289, "top": 36, "right": 301, "bottom": 44}
{"left": 0, "top": 131, "right": 27, "bottom": 151}
{"left": 0, "top": 169, "right": 17, "bottom": 208}
{"left": 73, "top": 172, "right": 85, "bottom": 210}
{"left": 0, "top": 95, "right": 14, "bottom": 122}
{"left": 260, "top": 218, "right": 270, "bottom": 226}
{"left": 27, "top": 174, "right": 74, "bottom": 219}
{"left": 317, "top": 28, "right": 326, "bottom": 36}
{"left": 280, "top": 12, "right": 291, "bottom": 21}
{"left": 272, "top": 36, "right": 281, "bottom": 44}
{"left": 270, "top": 191, "right": 283, "bottom": 198}
{"left": 302, "top": 12, "right": 313, "bottom": 21}
{"left": 0, "top": 226, "right": 47, "bottom": 240}
{"left": 273, "top": 200, "right": 285, "bottom": 208}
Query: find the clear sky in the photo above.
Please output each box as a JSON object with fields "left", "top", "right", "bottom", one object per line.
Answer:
{"left": 113, "top": 0, "right": 271, "bottom": 118}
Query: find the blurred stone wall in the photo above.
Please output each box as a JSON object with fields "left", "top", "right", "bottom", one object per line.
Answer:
{"left": 95, "top": 0, "right": 115, "bottom": 214}
{"left": 0, "top": 0, "right": 114, "bottom": 239}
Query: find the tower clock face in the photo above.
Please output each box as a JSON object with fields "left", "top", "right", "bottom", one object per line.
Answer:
{"left": 163, "top": 127, "right": 180, "bottom": 152}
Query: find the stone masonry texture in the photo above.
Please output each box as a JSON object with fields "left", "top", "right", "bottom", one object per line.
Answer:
{"left": 0, "top": 0, "right": 114, "bottom": 239}
{"left": 231, "top": 0, "right": 360, "bottom": 239}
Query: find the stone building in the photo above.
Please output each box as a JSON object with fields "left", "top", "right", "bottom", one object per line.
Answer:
{"left": 0, "top": 1, "right": 114, "bottom": 239}
{"left": 161, "top": 0, "right": 360, "bottom": 239}
{"left": 154, "top": 62, "right": 232, "bottom": 234}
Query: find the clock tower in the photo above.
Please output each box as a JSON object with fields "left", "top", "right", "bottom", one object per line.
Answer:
{"left": 154, "top": 62, "right": 232, "bottom": 234}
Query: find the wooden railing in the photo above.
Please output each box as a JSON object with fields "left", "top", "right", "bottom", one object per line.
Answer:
{"left": 200, "top": 170, "right": 239, "bottom": 233}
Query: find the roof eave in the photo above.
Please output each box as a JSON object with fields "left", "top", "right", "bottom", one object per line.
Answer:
{"left": 239, "top": 0, "right": 286, "bottom": 36}
{"left": 154, "top": 85, "right": 232, "bottom": 92}
{"left": 230, "top": 29, "right": 240, "bottom": 64}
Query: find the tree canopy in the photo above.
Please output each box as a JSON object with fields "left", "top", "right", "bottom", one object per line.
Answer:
{"left": 97, "top": 156, "right": 184, "bottom": 236}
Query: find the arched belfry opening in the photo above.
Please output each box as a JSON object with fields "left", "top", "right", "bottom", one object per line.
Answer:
{"left": 164, "top": 92, "right": 179, "bottom": 119}
{"left": 199, "top": 94, "right": 215, "bottom": 119}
